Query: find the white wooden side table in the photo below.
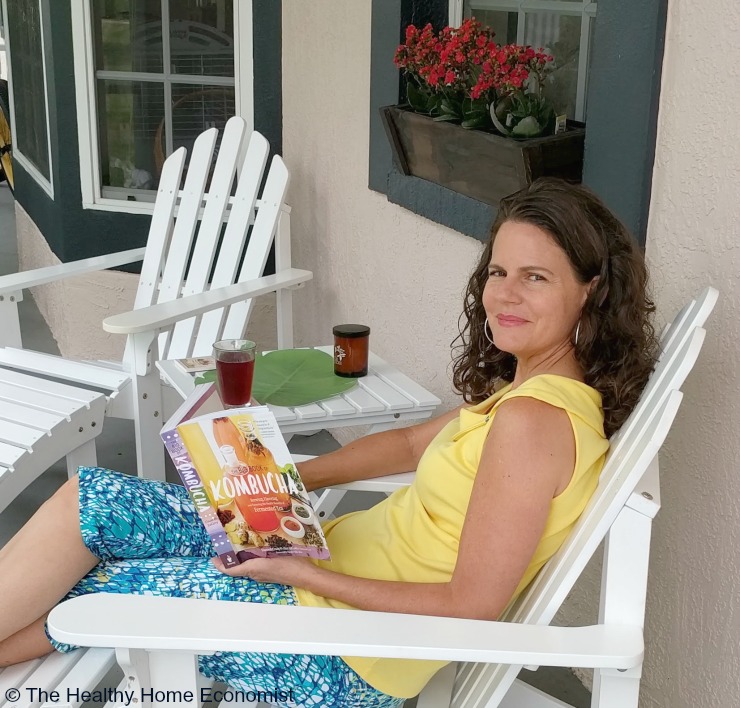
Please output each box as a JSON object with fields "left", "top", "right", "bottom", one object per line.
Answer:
{"left": 157, "top": 346, "right": 441, "bottom": 437}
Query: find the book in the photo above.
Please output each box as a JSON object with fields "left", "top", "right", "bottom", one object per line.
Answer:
{"left": 161, "top": 387, "right": 330, "bottom": 568}
{"left": 173, "top": 356, "right": 217, "bottom": 373}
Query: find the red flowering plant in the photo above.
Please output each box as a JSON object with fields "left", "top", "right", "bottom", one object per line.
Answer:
{"left": 394, "top": 20, "right": 555, "bottom": 137}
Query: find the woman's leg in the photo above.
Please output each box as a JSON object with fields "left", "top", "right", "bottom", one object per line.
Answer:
{"left": 0, "top": 476, "right": 98, "bottom": 642}
{"left": 0, "top": 617, "right": 52, "bottom": 668}
{"left": 0, "top": 465, "right": 212, "bottom": 647}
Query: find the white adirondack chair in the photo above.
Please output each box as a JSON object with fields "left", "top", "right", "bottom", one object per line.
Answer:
{"left": 25, "top": 287, "right": 715, "bottom": 708}
{"left": 0, "top": 117, "right": 312, "bottom": 513}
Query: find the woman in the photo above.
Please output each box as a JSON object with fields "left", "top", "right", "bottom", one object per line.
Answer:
{"left": 0, "top": 178, "right": 658, "bottom": 706}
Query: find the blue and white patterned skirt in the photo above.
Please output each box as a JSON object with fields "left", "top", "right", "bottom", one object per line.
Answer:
{"left": 46, "top": 467, "right": 405, "bottom": 708}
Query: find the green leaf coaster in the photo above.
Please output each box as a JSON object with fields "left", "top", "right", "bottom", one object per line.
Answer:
{"left": 196, "top": 349, "right": 358, "bottom": 407}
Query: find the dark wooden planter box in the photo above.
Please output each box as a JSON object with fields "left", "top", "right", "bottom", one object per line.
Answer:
{"left": 380, "top": 105, "right": 585, "bottom": 207}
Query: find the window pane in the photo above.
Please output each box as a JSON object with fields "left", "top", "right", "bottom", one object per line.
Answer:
{"left": 524, "top": 13, "right": 581, "bottom": 119}
{"left": 169, "top": 83, "right": 235, "bottom": 158}
{"left": 465, "top": 6, "right": 517, "bottom": 44}
{"left": 97, "top": 79, "right": 163, "bottom": 190}
{"left": 169, "top": 0, "right": 234, "bottom": 77}
{"left": 93, "top": 0, "right": 164, "bottom": 73}
{"left": 6, "top": 0, "right": 49, "bottom": 180}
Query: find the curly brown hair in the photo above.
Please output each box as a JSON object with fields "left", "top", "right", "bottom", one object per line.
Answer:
{"left": 452, "top": 178, "right": 659, "bottom": 438}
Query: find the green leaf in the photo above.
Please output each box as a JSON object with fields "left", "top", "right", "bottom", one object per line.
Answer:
{"left": 251, "top": 349, "right": 357, "bottom": 406}
{"left": 195, "top": 370, "right": 217, "bottom": 384}
{"left": 461, "top": 115, "right": 489, "bottom": 129}
{"left": 407, "top": 82, "right": 431, "bottom": 113}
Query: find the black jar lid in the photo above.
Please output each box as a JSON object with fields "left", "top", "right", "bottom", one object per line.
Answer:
{"left": 333, "top": 324, "right": 370, "bottom": 338}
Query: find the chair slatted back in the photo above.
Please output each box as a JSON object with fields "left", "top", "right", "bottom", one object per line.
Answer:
{"left": 453, "top": 288, "right": 717, "bottom": 708}
{"left": 121, "top": 117, "right": 285, "bottom": 367}
{"left": 221, "top": 156, "right": 290, "bottom": 341}
{"left": 191, "top": 132, "right": 270, "bottom": 353}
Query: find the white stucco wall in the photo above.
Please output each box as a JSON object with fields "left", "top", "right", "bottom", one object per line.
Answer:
{"left": 282, "top": 0, "right": 740, "bottom": 705}
{"left": 639, "top": 3, "right": 740, "bottom": 705}
{"left": 282, "top": 1, "right": 480, "bottom": 425}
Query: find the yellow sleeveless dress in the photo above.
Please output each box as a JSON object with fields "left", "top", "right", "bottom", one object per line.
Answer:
{"left": 295, "top": 374, "right": 609, "bottom": 698}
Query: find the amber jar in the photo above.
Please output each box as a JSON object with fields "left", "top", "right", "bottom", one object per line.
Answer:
{"left": 333, "top": 324, "right": 370, "bottom": 377}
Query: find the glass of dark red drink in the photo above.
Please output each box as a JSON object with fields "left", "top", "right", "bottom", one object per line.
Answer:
{"left": 212, "top": 339, "right": 257, "bottom": 408}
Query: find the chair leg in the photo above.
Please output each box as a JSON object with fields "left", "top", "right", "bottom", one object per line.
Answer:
{"left": 499, "top": 679, "right": 574, "bottom": 708}
{"left": 416, "top": 662, "right": 456, "bottom": 707}
{"left": 310, "top": 488, "right": 347, "bottom": 521}
{"left": 591, "top": 668, "right": 641, "bottom": 708}
{"left": 591, "top": 503, "right": 651, "bottom": 708}
{"left": 131, "top": 370, "right": 166, "bottom": 481}
{"left": 65, "top": 439, "right": 98, "bottom": 478}
{"left": 0, "top": 292, "right": 23, "bottom": 348}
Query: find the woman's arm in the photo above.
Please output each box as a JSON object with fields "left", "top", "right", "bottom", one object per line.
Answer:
{"left": 217, "top": 397, "right": 576, "bottom": 621}
{"left": 296, "top": 405, "right": 462, "bottom": 492}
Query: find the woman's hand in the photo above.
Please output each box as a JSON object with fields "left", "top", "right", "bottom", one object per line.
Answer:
{"left": 212, "top": 555, "right": 317, "bottom": 587}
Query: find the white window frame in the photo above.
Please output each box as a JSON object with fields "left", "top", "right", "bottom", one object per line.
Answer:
{"left": 450, "top": 0, "right": 597, "bottom": 122}
{"left": 1, "top": 0, "right": 55, "bottom": 198}
{"left": 70, "top": 0, "right": 253, "bottom": 214}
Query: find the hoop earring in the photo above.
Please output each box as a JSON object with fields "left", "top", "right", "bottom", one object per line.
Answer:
{"left": 484, "top": 320, "right": 495, "bottom": 346}
{"left": 574, "top": 321, "right": 581, "bottom": 346}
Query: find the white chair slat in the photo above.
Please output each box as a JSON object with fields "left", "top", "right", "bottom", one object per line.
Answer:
{"left": 157, "top": 128, "right": 218, "bottom": 307}
{"left": 0, "top": 385, "right": 89, "bottom": 418}
{"left": 359, "top": 375, "right": 415, "bottom": 410}
{"left": 0, "top": 348, "right": 129, "bottom": 391}
{"left": 292, "top": 403, "right": 328, "bottom": 421}
{"left": 14, "top": 650, "right": 88, "bottom": 708}
{"left": 167, "top": 117, "right": 247, "bottom": 358}
{"left": 318, "top": 396, "right": 358, "bottom": 417}
{"left": 341, "top": 385, "right": 387, "bottom": 414}
{"left": 264, "top": 404, "right": 298, "bottom": 422}
{"left": 368, "top": 351, "right": 443, "bottom": 408}
{"left": 131, "top": 147, "right": 186, "bottom": 312}
{"left": 0, "top": 440, "right": 27, "bottom": 468}
{"left": 0, "top": 369, "right": 103, "bottom": 412}
{"left": 0, "top": 658, "right": 43, "bottom": 701}
{"left": 222, "top": 157, "right": 290, "bottom": 339}
{"left": 611, "top": 292, "right": 714, "bottom": 449}
{"left": 659, "top": 299, "right": 693, "bottom": 346}
{"left": 0, "top": 400, "right": 66, "bottom": 432}
{"left": 0, "top": 419, "right": 49, "bottom": 450}
{"left": 660, "top": 286, "right": 718, "bottom": 354}
{"left": 42, "top": 648, "right": 117, "bottom": 708}
{"left": 155, "top": 128, "right": 219, "bottom": 361}
{"left": 193, "top": 131, "right": 270, "bottom": 354}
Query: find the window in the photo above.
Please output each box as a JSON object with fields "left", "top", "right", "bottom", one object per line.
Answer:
{"left": 450, "top": 0, "right": 596, "bottom": 122}
{"left": 72, "top": 0, "right": 253, "bottom": 212}
{"left": 2, "top": 0, "right": 53, "bottom": 194}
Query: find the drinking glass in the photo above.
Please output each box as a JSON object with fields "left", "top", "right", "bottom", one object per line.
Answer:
{"left": 213, "top": 339, "right": 257, "bottom": 408}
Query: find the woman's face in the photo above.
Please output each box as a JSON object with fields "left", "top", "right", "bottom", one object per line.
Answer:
{"left": 482, "top": 220, "right": 592, "bottom": 363}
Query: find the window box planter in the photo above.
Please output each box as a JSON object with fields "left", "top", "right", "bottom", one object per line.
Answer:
{"left": 380, "top": 105, "right": 585, "bottom": 207}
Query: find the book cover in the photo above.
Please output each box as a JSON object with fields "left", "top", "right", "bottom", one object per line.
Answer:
{"left": 161, "top": 403, "right": 330, "bottom": 568}
{"left": 173, "top": 356, "right": 217, "bottom": 373}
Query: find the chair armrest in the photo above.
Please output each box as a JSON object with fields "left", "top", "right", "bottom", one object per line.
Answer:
{"left": 48, "top": 594, "right": 643, "bottom": 670}
{"left": 0, "top": 248, "right": 146, "bottom": 296}
{"left": 102, "top": 268, "right": 313, "bottom": 334}
{"left": 328, "top": 471, "right": 415, "bottom": 493}
{"left": 292, "top": 455, "right": 414, "bottom": 494}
